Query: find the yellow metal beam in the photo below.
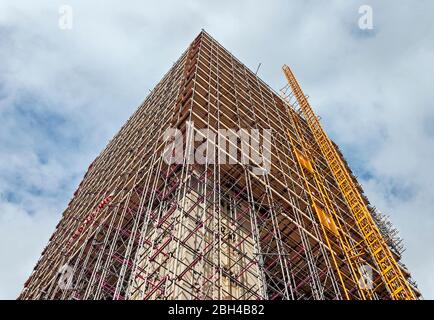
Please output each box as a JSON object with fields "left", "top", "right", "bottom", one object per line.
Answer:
{"left": 285, "top": 112, "right": 372, "bottom": 300}
{"left": 282, "top": 65, "right": 415, "bottom": 300}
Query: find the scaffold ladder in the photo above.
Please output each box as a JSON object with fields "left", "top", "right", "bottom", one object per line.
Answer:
{"left": 282, "top": 65, "right": 415, "bottom": 300}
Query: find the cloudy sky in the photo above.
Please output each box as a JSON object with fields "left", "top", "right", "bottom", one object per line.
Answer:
{"left": 0, "top": 0, "right": 433, "bottom": 299}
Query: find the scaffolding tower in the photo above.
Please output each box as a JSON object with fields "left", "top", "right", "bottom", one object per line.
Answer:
{"left": 19, "top": 31, "right": 420, "bottom": 300}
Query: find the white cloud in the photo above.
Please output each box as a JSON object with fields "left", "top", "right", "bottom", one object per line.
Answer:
{"left": 0, "top": 201, "right": 58, "bottom": 299}
{"left": 0, "top": 0, "right": 433, "bottom": 299}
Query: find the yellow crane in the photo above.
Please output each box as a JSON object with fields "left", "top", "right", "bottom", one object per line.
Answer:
{"left": 282, "top": 65, "right": 415, "bottom": 300}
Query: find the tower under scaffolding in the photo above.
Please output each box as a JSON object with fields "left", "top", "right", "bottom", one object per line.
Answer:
{"left": 19, "top": 31, "right": 420, "bottom": 300}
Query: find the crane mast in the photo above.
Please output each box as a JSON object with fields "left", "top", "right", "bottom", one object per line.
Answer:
{"left": 282, "top": 65, "right": 415, "bottom": 300}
